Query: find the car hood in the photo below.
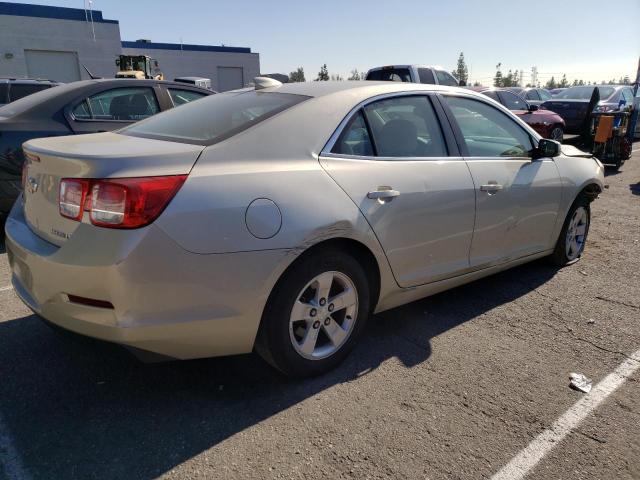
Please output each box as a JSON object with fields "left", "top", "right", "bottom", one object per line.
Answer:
{"left": 560, "top": 144, "right": 592, "bottom": 158}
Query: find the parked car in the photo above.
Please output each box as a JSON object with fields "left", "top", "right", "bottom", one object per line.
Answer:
{"left": 365, "top": 65, "right": 459, "bottom": 86}
{"left": 6, "top": 81, "right": 604, "bottom": 377}
{"left": 174, "top": 77, "right": 213, "bottom": 90}
{"left": 470, "top": 87, "right": 565, "bottom": 141}
{"left": 0, "top": 78, "right": 60, "bottom": 107}
{"left": 550, "top": 88, "right": 567, "bottom": 96}
{"left": 540, "top": 85, "right": 636, "bottom": 135}
{"left": 507, "top": 87, "right": 553, "bottom": 106}
{"left": 0, "top": 78, "right": 212, "bottom": 221}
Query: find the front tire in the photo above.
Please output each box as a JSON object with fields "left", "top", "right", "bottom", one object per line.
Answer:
{"left": 255, "top": 249, "right": 371, "bottom": 377}
{"left": 550, "top": 195, "right": 591, "bottom": 266}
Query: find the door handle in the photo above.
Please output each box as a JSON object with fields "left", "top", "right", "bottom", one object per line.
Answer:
{"left": 367, "top": 188, "right": 400, "bottom": 201}
{"left": 480, "top": 183, "right": 503, "bottom": 193}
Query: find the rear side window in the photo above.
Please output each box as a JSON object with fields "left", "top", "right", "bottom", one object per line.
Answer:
{"left": 73, "top": 87, "right": 159, "bottom": 121}
{"left": 332, "top": 111, "right": 374, "bottom": 156}
{"left": 366, "top": 68, "right": 412, "bottom": 82}
{"left": 418, "top": 68, "right": 436, "bottom": 84}
{"left": 482, "top": 91, "right": 500, "bottom": 102}
{"left": 8, "top": 83, "right": 50, "bottom": 102}
{"left": 123, "top": 91, "right": 308, "bottom": 145}
{"left": 363, "top": 96, "right": 447, "bottom": 157}
{"left": 435, "top": 70, "right": 458, "bottom": 86}
{"left": 168, "top": 88, "right": 207, "bottom": 106}
{"left": 539, "top": 89, "right": 552, "bottom": 101}
{"left": 0, "top": 83, "right": 8, "bottom": 103}
{"left": 444, "top": 96, "right": 533, "bottom": 157}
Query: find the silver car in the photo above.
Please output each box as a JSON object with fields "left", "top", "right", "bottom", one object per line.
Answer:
{"left": 5, "top": 80, "right": 605, "bottom": 377}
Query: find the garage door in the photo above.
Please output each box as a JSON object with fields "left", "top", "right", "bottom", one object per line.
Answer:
{"left": 217, "top": 67, "right": 244, "bottom": 92}
{"left": 25, "top": 50, "right": 81, "bottom": 83}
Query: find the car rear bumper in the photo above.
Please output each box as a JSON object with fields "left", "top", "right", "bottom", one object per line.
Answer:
{"left": 5, "top": 200, "right": 291, "bottom": 359}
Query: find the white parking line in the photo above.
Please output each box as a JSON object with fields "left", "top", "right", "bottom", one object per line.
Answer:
{"left": 0, "top": 285, "right": 13, "bottom": 292}
{"left": 0, "top": 412, "right": 32, "bottom": 480}
{"left": 491, "top": 348, "right": 640, "bottom": 480}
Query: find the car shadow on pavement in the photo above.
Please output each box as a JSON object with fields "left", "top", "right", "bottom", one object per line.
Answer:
{"left": 0, "top": 261, "right": 557, "bottom": 479}
{"left": 630, "top": 183, "right": 640, "bottom": 196}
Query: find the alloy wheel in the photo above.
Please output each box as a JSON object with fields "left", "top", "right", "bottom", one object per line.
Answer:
{"left": 565, "top": 206, "right": 588, "bottom": 261}
{"left": 550, "top": 127, "right": 563, "bottom": 143}
{"left": 289, "top": 270, "right": 358, "bottom": 360}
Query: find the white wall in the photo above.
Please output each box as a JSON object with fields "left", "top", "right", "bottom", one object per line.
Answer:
{"left": 0, "top": 14, "right": 122, "bottom": 81}
{"left": 121, "top": 47, "right": 261, "bottom": 92}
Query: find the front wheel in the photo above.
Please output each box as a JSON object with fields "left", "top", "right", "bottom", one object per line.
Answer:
{"left": 549, "top": 125, "right": 564, "bottom": 143}
{"left": 549, "top": 196, "right": 591, "bottom": 266}
{"left": 255, "top": 249, "right": 371, "bottom": 377}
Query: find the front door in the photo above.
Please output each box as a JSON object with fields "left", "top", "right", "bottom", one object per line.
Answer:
{"left": 442, "top": 94, "right": 562, "bottom": 268}
{"left": 320, "top": 94, "right": 476, "bottom": 287}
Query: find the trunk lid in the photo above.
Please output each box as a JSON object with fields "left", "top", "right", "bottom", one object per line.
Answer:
{"left": 21, "top": 132, "right": 204, "bottom": 246}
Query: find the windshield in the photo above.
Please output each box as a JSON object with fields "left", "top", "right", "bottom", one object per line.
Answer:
{"left": 366, "top": 68, "right": 412, "bottom": 82}
{"left": 122, "top": 90, "right": 309, "bottom": 145}
{"left": 554, "top": 86, "right": 616, "bottom": 100}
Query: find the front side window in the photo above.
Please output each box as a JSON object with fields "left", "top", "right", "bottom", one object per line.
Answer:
{"left": 123, "top": 91, "right": 308, "bottom": 145}
{"left": 525, "top": 90, "right": 540, "bottom": 101}
{"left": 168, "top": 89, "right": 207, "bottom": 106}
{"left": 363, "top": 96, "right": 447, "bottom": 157}
{"left": 73, "top": 87, "right": 159, "bottom": 121}
{"left": 444, "top": 96, "right": 533, "bottom": 158}
{"left": 499, "top": 91, "right": 528, "bottom": 111}
{"left": 366, "top": 68, "right": 412, "bottom": 82}
{"left": 435, "top": 70, "right": 458, "bottom": 86}
{"left": 331, "top": 111, "right": 374, "bottom": 156}
{"left": 418, "top": 68, "right": 436, "bottom": 84}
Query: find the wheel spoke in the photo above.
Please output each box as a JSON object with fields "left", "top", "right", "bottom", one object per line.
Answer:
{"left": 329, "top": 288, "right": 357, "bottom": 312}
{"left": 314, "top": 272, "right": 334, "bottom": 304}
{"left": 291, "top": 300, "right": 314, "bottom": 321}
{"left": 323, "top": 318, "right": 348, "bottom": 346}
{"left": 571, "top": 238, "right": 580, "bottom": 255}
{"left": 299, "top": 324, "right": 320, "bottom": 355}
{"left": 575, "top": 224, "right": 587, "bottom": 236}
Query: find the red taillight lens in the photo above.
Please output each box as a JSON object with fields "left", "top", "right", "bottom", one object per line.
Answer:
{"left": 59, "top": 179, "right": 90, "bottom": 220}
{"left": 59, "top": 175, "right": 187, "bottom": 229}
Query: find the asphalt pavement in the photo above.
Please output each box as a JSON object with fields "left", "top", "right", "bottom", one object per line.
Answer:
{"left": 0, "top": 148, "right": 639, "bottom": 480}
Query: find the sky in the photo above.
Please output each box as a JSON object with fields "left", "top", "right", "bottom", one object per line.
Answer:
{"left": 7, "top": 0, "right": 640, "bottom": 85}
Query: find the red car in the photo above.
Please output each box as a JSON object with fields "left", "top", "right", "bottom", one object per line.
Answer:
{"left": 470, "top": 87, "right": 565, "bottom": 142}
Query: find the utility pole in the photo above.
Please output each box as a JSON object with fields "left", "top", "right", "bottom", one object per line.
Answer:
{"left": 531, "top": 66, "right": 538, "bottom": 87}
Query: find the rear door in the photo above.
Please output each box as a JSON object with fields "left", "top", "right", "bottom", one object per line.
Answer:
{"left": 67, "top": 85, "right": 161, "bottom": 134}
{"left": 320, "top": 93, "right": 476, "bottom": 287}
{"left": 441, "top": 94, "right": 562, "bottom": 267}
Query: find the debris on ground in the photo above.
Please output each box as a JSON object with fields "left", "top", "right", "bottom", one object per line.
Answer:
{"left": 569, "top": 373, "right": 593, "bottom": 393}
{"left": 587, "top": 318, "right": 596, "bottom": 325}
{"left": 579, "top": 270, "right": 588, "bottom": 276}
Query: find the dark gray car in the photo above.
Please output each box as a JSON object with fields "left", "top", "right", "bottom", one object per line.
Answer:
{"left": 0, "top": 78, "right": 212, "bottom": 219}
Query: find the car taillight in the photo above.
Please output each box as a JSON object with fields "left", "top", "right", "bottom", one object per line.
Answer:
{"left": 59, "top": 175, "right": 187, "bottom": 229}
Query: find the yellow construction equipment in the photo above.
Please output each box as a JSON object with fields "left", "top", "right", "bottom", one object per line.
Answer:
{"left": 115, "top": 55, "right": 163, "bottom": 80}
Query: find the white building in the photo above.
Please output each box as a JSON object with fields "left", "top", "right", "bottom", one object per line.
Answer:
{"left": 0, "top": 2, "right": 260, "bottom": 91}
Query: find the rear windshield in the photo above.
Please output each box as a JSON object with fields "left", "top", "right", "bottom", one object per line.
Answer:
{"left": 9, "top": 83, "right": 51, "bottom": 102}
{"left": 366, "top": 68, "right": 412, "bottom": 82}
{"left": 121, "top": 90, "right": 309, "bottom": 145}
{"left": 554, "top": 86, "right": 616, "bottom": 100}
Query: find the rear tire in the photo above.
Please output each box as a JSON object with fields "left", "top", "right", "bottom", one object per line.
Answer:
{"left": 255, "top": 249, "right": 370, "bottom": 377}
{"left": 549, "top": 195, "right": 591, "bottom": 266}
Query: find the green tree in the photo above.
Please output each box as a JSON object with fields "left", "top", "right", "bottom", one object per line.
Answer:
{"left": 348, "top": 69, "right": 361, "bottom": 81}
{"left": 493, "top": 63, "right": 504, "bottom": 87}
{"left": 559, "top": 74, "right": 569, "bottom": 88}
{"left": 288, "top": 67, "right": 305, "bottom": 83}
{"left": 545, "top": 76, "right": 557, "bottom": 89}
{"left": 315, "top": 64, "right": 329, "bottom": 81}
{"left": 330, "top": 74, "right": 344, "bottom": 81}
{"left": 453, "top": 52, "right": 469, "bottom": 85}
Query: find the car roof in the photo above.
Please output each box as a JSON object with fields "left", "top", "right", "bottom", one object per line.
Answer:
{"left": 261, "top": 80, "right": 461, "bottom": 98}
{"left": 0, "top": 77, "right": 59, "bottom": 84}
{"left": 366, "top": 65, "right": 446, "bottom": 71}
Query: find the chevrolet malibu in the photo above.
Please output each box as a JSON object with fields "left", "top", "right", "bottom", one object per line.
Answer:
{"left": 5, "top": 80, "right": 604, "bottom": 377}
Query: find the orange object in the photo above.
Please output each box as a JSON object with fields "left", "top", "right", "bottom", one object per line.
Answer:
{"left": 594, "top": 116, "right": 614, "bottom": 143}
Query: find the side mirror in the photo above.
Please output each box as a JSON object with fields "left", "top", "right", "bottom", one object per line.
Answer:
{"left": 534, "top": 138, "right": 560, "bottom": 159}
{"left": 528, "top": 104, "right": 539, "bottom": 112}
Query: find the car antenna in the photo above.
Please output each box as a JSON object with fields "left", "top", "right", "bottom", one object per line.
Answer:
{"left": 82, "top": 64, "right": 101, "bottom": 80}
